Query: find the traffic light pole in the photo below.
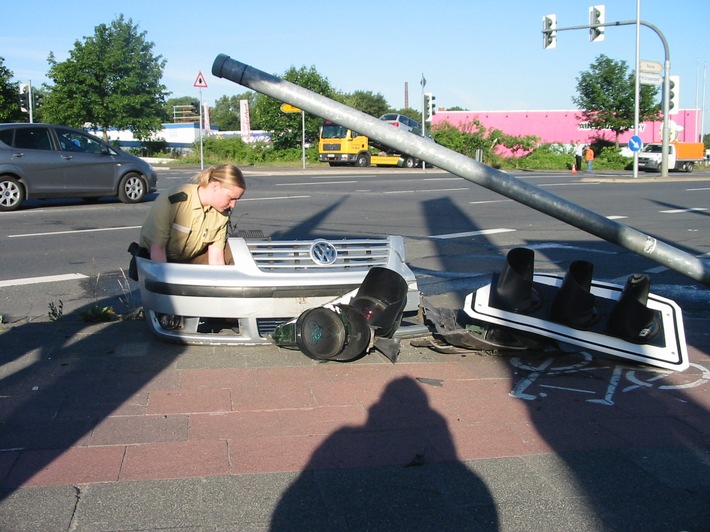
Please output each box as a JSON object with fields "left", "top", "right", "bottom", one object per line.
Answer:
{"left": 546, "top": 19, "right": 671, "bottom": 176}
{"left": 212, "top": 54, "right": 709, "bottom": 286}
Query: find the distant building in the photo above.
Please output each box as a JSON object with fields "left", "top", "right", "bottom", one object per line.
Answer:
{"left": 101, "top": 123, "right": 271, "bottom": 150}
{"left": 431, "top": 108, "right": 702, "bottom": 149}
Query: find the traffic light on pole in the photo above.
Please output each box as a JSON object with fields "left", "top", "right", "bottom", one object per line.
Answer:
{"left": 589, "top": 4, "right": 605, "bottom": 42}
{"left": 18, "top": 85, "right": 29, "bottom": 113}
{"left": 426, "top": 93, "right": 436, "bottom": 122}
{"left": 667, "top": 75, "right": 679, "bottom": 115}
{"left": 542, "top": 14, "right": 557, "bottom": 49}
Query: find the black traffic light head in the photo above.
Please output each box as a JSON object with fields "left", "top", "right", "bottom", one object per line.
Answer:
{"left": 270, "top": 267, "right": 409, "bottom": 362}
{"left": 667, "top": 75, "right": 680, "bottom": 114}
{"left": 270, "top": 304, "right": 372, "bottom": 362}
{"left": 350, "top": 266, "right": 409, "bottom": 339}
{"left": 492, "top": 247, "right": 542, "bottom": 314}
{"left": 607, "top": 274, "right": 661, "bottom": 343}
{"left": 549, "top": 260, "right": 600, "bottom": 329}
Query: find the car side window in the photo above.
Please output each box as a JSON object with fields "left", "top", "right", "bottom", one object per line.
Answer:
{"left": 0, "top": 129, "right": 13, "bottom": 147}
{"left": 57, "top": 129, "right": 103, "bottom": 154}
{"left": 14, "top": 127, "right": 53, "bottom": 151}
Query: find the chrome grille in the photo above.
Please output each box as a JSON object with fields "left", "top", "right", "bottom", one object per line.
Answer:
{"left": 247, "top": 240, "right": 391, "bottom": 271}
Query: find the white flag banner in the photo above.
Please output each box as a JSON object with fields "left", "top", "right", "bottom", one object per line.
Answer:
{"left": 240, "top": 99, "right": 251, "bottom": 140}
{"left": 203, "top": 103, "right": 211, "bottom": 133}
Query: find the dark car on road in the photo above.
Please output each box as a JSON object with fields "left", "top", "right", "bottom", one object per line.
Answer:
{"left": 0, "top": 123, "right": 157, "bottom": 211}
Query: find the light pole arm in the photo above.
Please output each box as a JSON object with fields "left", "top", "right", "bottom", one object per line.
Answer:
{"left": 549, "top": 19, "right": 671, "bottom": 176}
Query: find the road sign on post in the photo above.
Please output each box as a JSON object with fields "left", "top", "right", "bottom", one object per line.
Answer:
{"left": 194, "top": 71, "right": 208, "bottom": 88}
{"left": 639, "top": 60, "right": 663, "bottom": 74}
{"left": 628, "top": 135, "right": 643, "bottom": 152}
{"left": 280, "top": 103, "right": 306, "bottom": 168}
{"left": 280, "top": 103, "right": 301, "bottom": 113}
{"left": 639, "top": 72, "right": 663, "bottom": 86}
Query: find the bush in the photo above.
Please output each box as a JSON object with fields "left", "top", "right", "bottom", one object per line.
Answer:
{"left": 513, "top": 143, "right": 574, "bottom": 170}
{"left": 594, "top": 146, "right": 633, "bottom": 170}
{"left": 174, "top": 137, "right": 321, "bottom": 166}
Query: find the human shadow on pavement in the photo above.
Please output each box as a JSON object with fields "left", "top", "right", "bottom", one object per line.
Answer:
{"left": 270, "top": 376, "right": 499, "bottom": 530}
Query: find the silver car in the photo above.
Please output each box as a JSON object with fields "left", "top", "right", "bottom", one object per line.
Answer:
{"left": 135, "top": 235, "right": 424, "bottom": 345}
{"left": 0, "top": 123, "right": 157, "bottom": 211}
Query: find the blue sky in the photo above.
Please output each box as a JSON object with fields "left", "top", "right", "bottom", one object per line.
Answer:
{"left": 3, "top": 1, "right": 708, "bottom": 133}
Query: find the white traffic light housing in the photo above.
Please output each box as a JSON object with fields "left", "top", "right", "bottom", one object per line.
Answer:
{"left": 18, "top": 84, "right": 30, "bottom": 113}
{"left": 542, "top": 14, "right": 557, "bottom": 49}
{"left": 465, "top": 248, "right": 689, "bottom": 371}
{"left": 589, "top": 5, "right": 605, "bottom": 42}
{"left": 425, "top": 93, "right": 436, "bottom": 122}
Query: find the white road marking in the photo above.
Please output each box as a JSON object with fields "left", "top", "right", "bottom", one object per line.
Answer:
{"left": 470, "top": 199, "right": 513, "bottom": 205}
{"left": 240, "top": 195, "right": 310, "bottom": 201}
{"left": 430, "top": 228, "right": 516, "bottom": 240}
{"left": 277, "top": 181, "right": 357, "bottom": 186}
{"left": 659, "top": 207, "right": 708, "bottom": 214}
{"left": 0, "top": 273, "right": 89, "bottom": 288}
{"left": 9, "top": 226, "right": 141, "bottom": 238}
{"left": 385, "top": 187, "right": 469, "bottom": 194}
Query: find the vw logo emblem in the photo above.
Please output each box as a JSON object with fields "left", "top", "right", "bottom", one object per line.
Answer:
{"left": 310, "top": 240, "right": 338, "bottom": 265}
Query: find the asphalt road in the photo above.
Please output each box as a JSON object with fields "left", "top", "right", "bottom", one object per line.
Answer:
{"left": 1, "top": 165, "right": 708, "bottom": 322}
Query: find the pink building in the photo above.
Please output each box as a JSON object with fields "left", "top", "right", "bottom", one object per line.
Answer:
{"left": 431, "top": 109, "right": 701, "bottom": 147}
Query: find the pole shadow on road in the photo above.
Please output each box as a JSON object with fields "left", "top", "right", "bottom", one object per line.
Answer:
{"left": 0, "top": 293, "right": 185, "bottom": 499}
{"left": 419, "top": 195, "right": 710, "bottom": 529}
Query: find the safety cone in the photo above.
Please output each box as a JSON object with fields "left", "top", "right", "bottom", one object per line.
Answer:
{"left": 571, "top": 164, "right": 577, "bottom": 174}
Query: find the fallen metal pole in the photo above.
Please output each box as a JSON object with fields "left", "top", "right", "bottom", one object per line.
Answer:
{"left": 212, "top": 54, "right": 710, "bottom": 287}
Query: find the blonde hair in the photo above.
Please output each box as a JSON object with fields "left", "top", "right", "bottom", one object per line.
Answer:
{"left": 193, "top": 164, "right": 246, "bottom": 190}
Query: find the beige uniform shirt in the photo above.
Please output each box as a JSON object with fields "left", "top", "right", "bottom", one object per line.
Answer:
{"left": 139, "top": 183, "right": 228, "bottom": 262}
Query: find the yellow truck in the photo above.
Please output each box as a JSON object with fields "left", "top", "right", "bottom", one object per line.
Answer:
{"left": 638, "top": 142, "right": 706, "bottom": 173}
{"left": 318, "top": 121, "right": 421, "bottom": 168}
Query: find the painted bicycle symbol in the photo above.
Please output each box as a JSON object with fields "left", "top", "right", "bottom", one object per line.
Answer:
{"left": 508, "top": 352, "right": 710, "bottom": 406}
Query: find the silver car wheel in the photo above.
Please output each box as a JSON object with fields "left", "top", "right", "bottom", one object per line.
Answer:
{"left": 118, "top": 173, "right": 146, "bottom": 203}
{"left": 0, "top": 177, "right": 25, "bottom": 211}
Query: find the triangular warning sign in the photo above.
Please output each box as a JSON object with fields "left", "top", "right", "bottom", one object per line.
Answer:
{"left": 194, "top": 71, "right": 208, "bottom": 88}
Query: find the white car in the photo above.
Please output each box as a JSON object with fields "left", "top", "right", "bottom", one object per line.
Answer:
{"left": 379, "top": 113, "right": 423, "bottom": 135}
{"left": 135, "top": 235, "right": 424, "bottom": 345}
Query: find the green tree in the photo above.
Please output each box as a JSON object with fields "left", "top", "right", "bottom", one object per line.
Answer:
{"left": 339, "top": 90, "right": 390, "bottom": 118}
{"left": 573, "top": 54, "right": 659, "bottom": 148}
{"left": 210, "top": 91, "right": 261, "bottom": 131}
{"left": 0, "top": 57, "right": 23, "bottom": 122}
{"left": 253, "top": 65, "right": 336, "bottom": 149}
{"left": 43, "top": 15, "right": 168, "bottom": 140}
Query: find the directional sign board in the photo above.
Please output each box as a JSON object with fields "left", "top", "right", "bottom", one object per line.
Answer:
{"left": 280, "top": 103, "right": 302, "bottom": 113}
{"left": 640, "top": 60, "right": 663, "bottom": 74}
{"left": 628, "top": 135, "right": 643, "bottom": 152}
{"left": 639, "top": 72, "right": 663, "bottom": 86}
